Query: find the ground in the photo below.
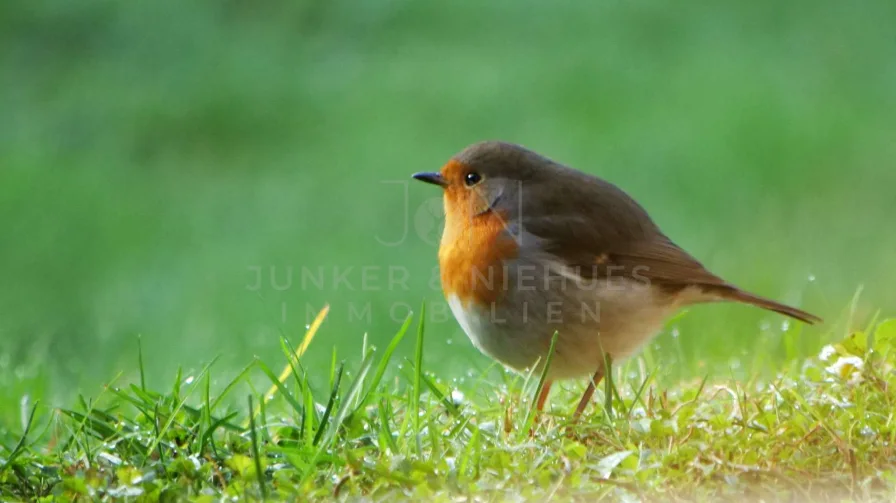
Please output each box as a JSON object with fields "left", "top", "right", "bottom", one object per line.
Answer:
{"left": 2, "top": 311, "right": 894, "bottom": 502}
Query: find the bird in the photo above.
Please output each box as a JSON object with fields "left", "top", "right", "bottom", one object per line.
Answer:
{"left": 412, "top": 141, "right": 821, "bottom": 417}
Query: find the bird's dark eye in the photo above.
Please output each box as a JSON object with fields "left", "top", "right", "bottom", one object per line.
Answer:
{"left": 464, "top": 172, "right": 482, "bottom": 186}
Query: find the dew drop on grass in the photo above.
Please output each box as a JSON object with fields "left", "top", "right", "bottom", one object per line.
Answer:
{"left": 671, "top": 327, "right": 680, "bottom": 339}
{"left": 781, "top": 320, "right": 790, "bottom": 332}
{"left": 183, "top": 376, "right": 194, "bottom": 385}
{"left": 446, "top": 339, "right": 453, "bottom": 345}
{"left": 305, "top": 324, "right": 311, "bottom": 330}
{"left": 808, "top": 274, "right": 816, "bottom": 282}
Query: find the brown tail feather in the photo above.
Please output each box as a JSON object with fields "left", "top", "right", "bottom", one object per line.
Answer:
{"left": 714, "top": 287, "right": 822, "bottom": 325}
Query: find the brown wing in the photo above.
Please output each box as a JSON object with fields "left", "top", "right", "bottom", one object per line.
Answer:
{"left": 521, "top": 212, "right": 821, "bottom": 324}
{"left": 610, "top": 238, "right": 729, "bottom": 287}
{"left": 521, "top": 212, "right": 727, "bottom": 289}
{"left": 514, "top": 167, "right": 727, "bottom": 290}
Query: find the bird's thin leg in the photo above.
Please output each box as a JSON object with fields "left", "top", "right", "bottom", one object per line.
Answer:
{"left": 536, "top": 380, "right": 553, "bottom": 412}
{"left": 573, "top": 366, "right": 606, "bottom": 418}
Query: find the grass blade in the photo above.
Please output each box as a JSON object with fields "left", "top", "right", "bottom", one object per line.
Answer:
{"left": 358, "top": 314, "right": 413, "bottom": 409}
{"left": 255, "top": 360, "right": 305, "bottom": 418}
{"left": 413, "top": 303, "right": 425, "bottom": 454}
{"left": 137, "top": 335, "right": 146, "bottom": 392}
{"left": 312, "top": 363, "right": 345, "bottom": 447}
{"left": 298, "top": 351, "right": 376, "bottom": 487}
{"left": 249, "top": 305, "right": 329, "bottom": 428}
{"left": 210, "top": 361, "right": 255, "bottom": 413}
{"left": 627, "top": 366, "right": 657, "bottom": 418}
{"left": 603, "top": 353, "right": 615, "bottom": 418}
{"left": 302, "top": 378, "right": 316, "bottom": 445}
{"left": 318, "top": 350, "right": 376, "bottom": 450}
{"left": 524, "top": 331, "right": 558, "bottom": 433}
{"left": 420, "top": 373, "right": 459, "bottom": 416}
{"left": 142, "top": 357, "right": 218, "bottom": 465}
{"left": 1, "top": 400, "right": 39, "bottom": 472}
{"left": 198, "top": 411, "right": 240, "bottom": 456}
{"left": 247, "top": 395, "right": 268, "bottom": 501}
{"left": 377, "top": 398, "right": 398, "bottom": 452}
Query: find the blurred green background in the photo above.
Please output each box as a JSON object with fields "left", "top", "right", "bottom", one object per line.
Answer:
{"left": 2, "top": 0, "right": 894, "bottom": 407}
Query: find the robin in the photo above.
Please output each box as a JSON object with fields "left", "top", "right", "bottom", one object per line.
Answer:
{"left": 413, "top": 141, "right": 821, "bottom": 417}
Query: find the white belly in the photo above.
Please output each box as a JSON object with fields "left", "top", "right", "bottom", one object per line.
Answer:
{"left": 445, "top": 276, "right": 690, "bottom": 380}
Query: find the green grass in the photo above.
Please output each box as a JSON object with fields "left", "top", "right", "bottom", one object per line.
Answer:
{"left": 2, "top": 314, "right": 895, "bottom": 501}
{"left": 2, "top": 0, "right": 895, "bottom": 399}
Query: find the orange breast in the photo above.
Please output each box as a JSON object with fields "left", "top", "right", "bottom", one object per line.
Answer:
{"left": 439, "top": 210, "right": 519, "bottom": 306}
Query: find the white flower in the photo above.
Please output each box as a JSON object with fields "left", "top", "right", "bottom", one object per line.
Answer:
{"left": 826, "top": 355, "right": 864, "bottom": 379}
{"left": 819, "top": 345, "right": 837, "bottom": 362}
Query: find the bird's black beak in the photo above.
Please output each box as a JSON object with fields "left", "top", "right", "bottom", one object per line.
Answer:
{"left": 412, "top": 172, "right": 448, "bottom": 187}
